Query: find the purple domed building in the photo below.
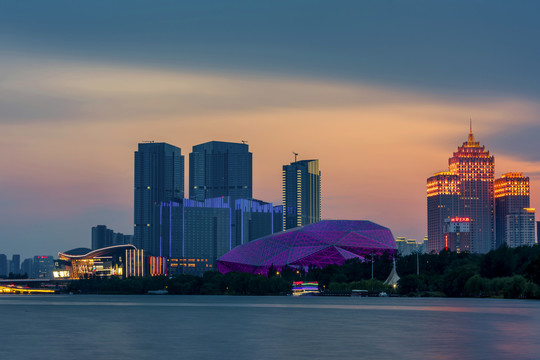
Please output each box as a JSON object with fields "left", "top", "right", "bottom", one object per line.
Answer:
{"left": 217, "top": 220, "right": 396, "bottom": 275}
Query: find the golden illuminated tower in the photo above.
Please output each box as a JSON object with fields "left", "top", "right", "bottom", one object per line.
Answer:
{"left": 448, "top": 128, "right": 495, "bottom": 253}
{"left": 427, "top": 124, "right": 495, "bottom": 253}
{"left": 495, "top": 173, "right": 535, "bottom": 247}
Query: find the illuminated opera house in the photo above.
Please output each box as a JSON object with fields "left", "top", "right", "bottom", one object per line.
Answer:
{"left": 217, "top": 220, "right": 397, "bottom": 275}
{"left": 56, "top": 244, "right": 144, "bottom": 279}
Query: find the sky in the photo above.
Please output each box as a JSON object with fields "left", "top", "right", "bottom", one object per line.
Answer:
{"left": 1, "top": 1, "right": 539, "bottom": 259}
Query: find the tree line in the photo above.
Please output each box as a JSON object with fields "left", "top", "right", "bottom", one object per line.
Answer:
{"left": 67, "top": 245, "right": 540, "bottom": 299}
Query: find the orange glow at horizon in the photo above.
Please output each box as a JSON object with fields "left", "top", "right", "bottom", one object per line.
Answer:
{"left": 1, "top": 59, "right": 539, "bottom": 249}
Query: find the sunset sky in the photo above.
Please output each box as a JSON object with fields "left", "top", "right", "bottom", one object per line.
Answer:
{"left": 1, "top": 1, "right": 539, "bottom": 258}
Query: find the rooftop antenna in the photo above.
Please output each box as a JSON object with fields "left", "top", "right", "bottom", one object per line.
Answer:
{"left": 470, "top": 118, "right": 472, "bottom": 134}
{"left": 293, "top": 152, "right": 298, "bottom": 162}
{"left": 241, "top": 140, "right": 248, "bottom": 145}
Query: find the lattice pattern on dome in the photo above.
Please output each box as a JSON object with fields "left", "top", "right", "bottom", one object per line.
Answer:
{"left": 217, "top": 220, "right": 396, "bottom": 275}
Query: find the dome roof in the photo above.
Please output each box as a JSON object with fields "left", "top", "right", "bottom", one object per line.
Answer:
{"left": 217, "top": 220, "right": 396, "bottom": 275}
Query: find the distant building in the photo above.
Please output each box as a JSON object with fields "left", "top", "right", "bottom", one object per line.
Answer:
{"left": 92, "top": 225, "right": 133, "bottom": 250}
{"left": 0, "top": 254, "right": 7, "bottom": 277}
{"left": 444, "top": 217, "right": 471, "bottom": 253}
{"left": 395, "top": 237, "right": 425, "bottom": 256}
{"left": 282, "top": 159, "right": 321, "bottom": 230}
{"left": 505, "top": 209, "right": 536, "bottom": 248}
{"left": 427, "top": 128, "right": 495, "bottom": 253}
{"left": 189, "top": 141, "right": 252, "bottom": 202}
{"left": 134, "top": 142, "right": 184, "bottom": 256}
{"left": 10, "top": 254, "right": 20, "bottom": 275}
{"left": 21, "top": 258, "right": 33, "bottom": 277}
{"left": 32, "top": 256, "right": 55, "bottom": 279}
{"left": 92, "top": 225, "right": 113, "bottom": 250}
{"left": 495, "top": 173, "right": 535, "bottom": 247}
{"left": 537, "top": 221, "right": 540, "bottom": 244}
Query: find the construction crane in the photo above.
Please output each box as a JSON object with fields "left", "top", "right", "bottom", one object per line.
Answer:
{"left": 241, "top": 140, "right": 248, "bottom": 145}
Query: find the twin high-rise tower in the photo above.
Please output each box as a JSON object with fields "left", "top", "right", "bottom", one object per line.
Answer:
{"left": 134, "top": 141, "right": 321, "bottom": 260}
{"left": 427, "top": 127, "right": 535, "bottom": 253}
{"left": 189, "top": 141, "right": 252, "bottom": 202}
{"left": 134, "top": 143, "right": 184, "bottom": 254}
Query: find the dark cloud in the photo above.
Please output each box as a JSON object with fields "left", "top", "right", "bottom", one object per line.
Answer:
{"left": 1, "top": 1, "right": 540, "bottom": 98}
{"left": 486, "top": 124, "right": 540, "bottom": 163}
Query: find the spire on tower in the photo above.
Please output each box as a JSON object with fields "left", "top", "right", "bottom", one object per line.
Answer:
{"left": 467, "top": 118, "right": 475, "bottom": 144}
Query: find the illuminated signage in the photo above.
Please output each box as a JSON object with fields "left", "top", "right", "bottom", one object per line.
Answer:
{"left": 53, "top": 271, "right": 70, "bottom": 278}
{"left": 450, "top": 217, "right": 470, "bottom": 222}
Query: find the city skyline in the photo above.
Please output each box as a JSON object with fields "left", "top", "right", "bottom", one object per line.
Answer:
{"left": 1, "top": 2, "right": 540, "bottom": 258}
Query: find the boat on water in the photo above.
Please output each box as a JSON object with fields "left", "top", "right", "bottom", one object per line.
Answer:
{"left": 291, "top": 281, "right": 320, "bottom": 296}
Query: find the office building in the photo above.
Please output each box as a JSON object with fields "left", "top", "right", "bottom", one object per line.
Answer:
{"left": 495, "top": 173, "right": 535, "bottom": 247}
{"left": 0, "top": 254, "right": 7, "bottom": 277}
{"left": 427, "top": 172, "right": 461, "bottom": 253}
{"left": 134, "top": 142, "right": 184, "bottom": 255}
{"left": 21, "top": 258, "right": 33, "bottom": 277}
{"left": 537, "top": 221, "right": 540, "bottom": 244}
{"left": 32, "top": 256, "right": 55, "bottom": 279}
{"left": 395, "top": 237, "right": 425, "bottom": 256}
{"left": 505, "top": 208, "right": 536, "bottom": 247}
{"left": 189, "top": 141, "right": 252, "bottom": 202}
{"left": 92, "top": 225, "right": 114, "bottom": 250}
{"left": 10, "top": 254, "right": 20, "bottom": 275}
{"left": 427, "top": 128, "right": 495, "bottom": 253}
{"left": 156, "top": 197, "right": 281, "bottom": 273}
{"left": 444, "top": 217, "right": 471, "bottom": 253}
{"left": 92, "top": 225, "right": 132, "bottom": 250}
{"left": 282, "top": 159, "right": 321, "bottom": 230}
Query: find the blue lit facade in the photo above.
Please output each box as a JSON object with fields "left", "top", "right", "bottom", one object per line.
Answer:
{"left": 157, "top": 197, "right": 281, "bottom": 272}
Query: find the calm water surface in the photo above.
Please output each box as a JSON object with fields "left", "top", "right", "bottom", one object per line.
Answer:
{"left": 1, "top": 295, "right": 539, "bottom": 360}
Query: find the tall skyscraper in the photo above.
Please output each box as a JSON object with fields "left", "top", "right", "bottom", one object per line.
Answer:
{"left": 189, "top": 141, "right": 252, "bottom": 202}
{"left": 495, "top": 172, "right": 535, "bottom": 247}
{"left": 282, "top": 159, "right": 321, "bottom": 230}
{"left": 426, "top": 172, "right": 460, "bottom": 253}
{"left": 134, "top": 142, "right": 184, "bottom": 255}
{"left": 427, "top": 128, "right": 495, "bottom": 253}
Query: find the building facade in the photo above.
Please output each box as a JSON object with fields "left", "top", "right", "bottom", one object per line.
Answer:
{"left": 282, "top": 159, "right": 321, "bottom": 230}
{"left": 426, "top": 172, "right": 461, "bottom": 253}
{"left": 156, "top": 197, "right": 281, "bottom": 273}
{"left": 32, "top": 255, "right": 55, "bottom": 279}
{"left": 134, "top": 142, "right": 184, "bottom": 255}
{"left": 505, "top": 209, "right": 536, "bottom": 248}
{"left": 189, "top": 141, "right": 252, "bottom": 202}
{"left": 444, "top": 217, "right": 471, "bottom": 253}
{"left": 427, "top": 129, "right": 495, "bottom": 253}
{"left": 92, "top": 225, "right": 133, "bottom": 250}
{"left": 495, "top": 172, "right": 535, "bottom": 247}
{"left": 0, "top": 254, "right": 7, "bottom": 277}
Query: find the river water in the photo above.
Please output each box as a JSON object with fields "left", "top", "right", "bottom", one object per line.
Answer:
{"left": 1, "top": 295, "right": 539, "bottom": 360}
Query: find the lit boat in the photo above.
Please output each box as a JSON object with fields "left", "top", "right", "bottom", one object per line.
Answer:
{"left": 291, "top": 281, "right": 320, "bottom": 296}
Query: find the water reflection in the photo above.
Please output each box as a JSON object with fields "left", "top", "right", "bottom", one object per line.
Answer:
{"left": 0, "top": 296, "right": 538, "bottom": 360}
